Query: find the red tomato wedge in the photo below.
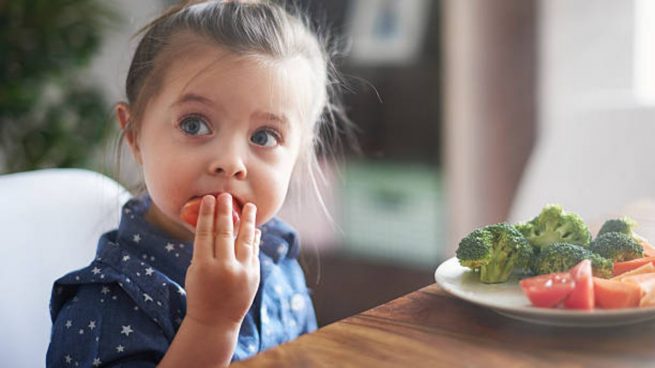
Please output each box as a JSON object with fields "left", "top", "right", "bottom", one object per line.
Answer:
{"left": 613, "top": 256, "right": 655, "bottom": 277}
{"left": 519, "top": 272, "right": 575, "bottom": 308}
{"left": 564, "top": 259, "right": 594, "bottom": 310}
{"left": 593, "top": 277, "right": 641, "bottom": 309}
{"left": 180, "top": 195, "right": 241, "bottom": 228}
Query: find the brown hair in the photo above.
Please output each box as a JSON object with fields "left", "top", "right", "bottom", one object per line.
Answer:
{"left": 118, "top": 0, "right": 355, "bottom": 218}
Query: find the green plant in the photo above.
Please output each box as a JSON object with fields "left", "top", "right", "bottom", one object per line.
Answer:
{"left": 0, "top": 0, "right": 119, "bottom": 173}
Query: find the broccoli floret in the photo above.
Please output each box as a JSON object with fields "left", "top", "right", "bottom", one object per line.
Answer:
{"left": 515, "top": 204, "right": 591, "bottom": 250}
{"left": 531, "top": 242, "right": 613, "bottom": 278}
{"left": 597, "top": 216, "right": 648, "bottom": 245}
{"left": 590, "top": 232, "right": 643, "bottom": 262}
{"left": 598, "top": 217, "right": 638, "bottom": 237}
{"left": 456, "top": 223, "right": 533, "bottom": 284}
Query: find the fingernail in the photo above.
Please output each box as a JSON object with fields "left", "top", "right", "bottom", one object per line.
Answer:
{"left": 247, "top": 203, "right": 256, "bottom": 221}
{"left": 222, "top": 193, "right": 232, "bottom": 206}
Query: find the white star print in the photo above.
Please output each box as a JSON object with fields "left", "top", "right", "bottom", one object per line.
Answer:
{"left": 92, "top": 358, "right": 102, "bottom": 367}
{"left": 133, "top": 234, "right": 141, "bottom": 243}
{"left": 91, "top": 267, "right": 101, "bottom": 275}
{"left": 277, "top": 244, "right": 287, "bottom": 255}
{"left": 116, "top": 345, "right": 125, "bottom": 353}
{"left": 88, "top": 321, "right": 96, "bottom": 330}
{"left": 65, "top": 320, "right": 72, "bottom": 328}
{"left": 121, "top": 325, "right": 133, "bottom": 336}
{"left": 143, "top": 293, "right": 153, "bottom": 302}
{"left": 101, "top": 287, "right": 110, "bottom": 295}
{"left": 165, "top": 243, "right": 175, "bottom": 252}
{"left": 145, "top": 267, "right": 154, "bottom": 276}
{"left": 78, "top": 329, "right": 84, "bottom": 335}
{"left": 65, "top": 355, "right": 72, "bottom": 363}
{"left": 122, "top": 255, "right": 130, "bottom": 262}
{"left": 291, "top": 294, "right": 306, "bottom": 312}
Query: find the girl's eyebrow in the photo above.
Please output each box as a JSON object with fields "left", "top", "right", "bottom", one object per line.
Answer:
{"left": 173, "top": 93, "right": 214, "bottom": 107}
{"left": 174, "top": 93, "right": 288, "bottom": 126}
{"left": 255, "top": 111, "right": 288, "bottom": 126}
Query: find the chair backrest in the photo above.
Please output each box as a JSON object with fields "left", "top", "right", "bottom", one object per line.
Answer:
{"left": 0, "top": 169, "right": 131, "bottom": 367}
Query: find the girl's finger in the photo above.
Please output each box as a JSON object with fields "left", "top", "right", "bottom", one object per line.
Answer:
{"left": 213, "top": 193, "right": 235, "bottom": 261}
{"left": 235, "top": 203, "right": 257, "bottom": 262}
{"left": 252, "top": 228, "right": 262, "bottom": 265}
{"left": 192, "top": 195, "right": 216, "bottom": 262}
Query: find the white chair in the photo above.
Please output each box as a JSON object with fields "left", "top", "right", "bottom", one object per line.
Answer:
{"left": 0, "top": 169, "right": 131, "bottom": 368}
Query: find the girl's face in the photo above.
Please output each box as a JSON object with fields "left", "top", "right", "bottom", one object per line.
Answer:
{"left": 118, "top": 37, "right": 314, "bottom": 242}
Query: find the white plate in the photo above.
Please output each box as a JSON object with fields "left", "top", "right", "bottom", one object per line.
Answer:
{"left": 434, "top": 257, "right": 655, "bottom": 327}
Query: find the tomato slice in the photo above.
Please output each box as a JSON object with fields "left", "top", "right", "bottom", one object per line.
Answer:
{"left": 180, "top": 195, "right": 241, "bottom": 228}
{"left": 519, "top": 272, "right": 575, "bottom": 308}
{"left": 564, "top": 259, "right": 594, "bottom": 310}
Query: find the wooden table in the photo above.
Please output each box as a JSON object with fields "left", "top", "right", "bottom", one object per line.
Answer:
{"left": 233, "top": 283, "right": 655, "bottom": 367}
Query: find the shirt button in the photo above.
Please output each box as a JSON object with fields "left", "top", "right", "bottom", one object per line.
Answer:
{"left": 291, "top": 293, "right": 305, "bottom": 312}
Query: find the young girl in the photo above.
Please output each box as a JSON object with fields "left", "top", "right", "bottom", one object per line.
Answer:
{"left": 47, "top": 1, "right": 346, "bottom": 366}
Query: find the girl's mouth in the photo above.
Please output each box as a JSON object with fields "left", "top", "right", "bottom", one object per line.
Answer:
{"left": 180, "top": 193, "right": 242, "bottom": 228}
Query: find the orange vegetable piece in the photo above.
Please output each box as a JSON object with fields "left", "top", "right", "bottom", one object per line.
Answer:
{"left": 611, "top": 262, "right": 655, "bottom": 281}
{"left": 593, "top": 277, "right": 641, "bottom": 309}
{"left": 613, "top": 256, "right": 655, "bottom": 277}
{"left": 640, "top": 240, "right": 655, "bottom": 257}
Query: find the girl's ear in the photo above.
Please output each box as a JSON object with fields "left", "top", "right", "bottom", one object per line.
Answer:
{"left": 115, "top": 102, "right": 143, "bottom": 165}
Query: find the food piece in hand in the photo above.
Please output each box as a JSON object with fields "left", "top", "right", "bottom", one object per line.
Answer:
{"left": 593, "top": 277, "right": 641, "bottom": 309}
{"left": 563, "top": 259, "right": 594, "bottom": 310}
{"left": 456, "top": 223, "right": 533, "bottom": 284}
{"left": 180, "top": 195, "right": 241, "bottom": 228}
{"left": 519, "top": 272, "right": 575, "bottom": 308}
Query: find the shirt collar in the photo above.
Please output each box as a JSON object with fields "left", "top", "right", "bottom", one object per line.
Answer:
{"left": 113, "top": 195, "right": 300, "bottom": 284}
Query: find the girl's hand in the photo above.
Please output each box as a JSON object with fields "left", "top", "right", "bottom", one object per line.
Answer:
{"left": 184, "top": 193, "right": 261, "bottom": 328}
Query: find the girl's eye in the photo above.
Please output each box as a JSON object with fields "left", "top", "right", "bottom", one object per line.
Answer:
{"left": 179, "top": 116, "right": 211, "bottom": 136}
{"left": 250, "top": 129, "right": 280, "bottom": 148}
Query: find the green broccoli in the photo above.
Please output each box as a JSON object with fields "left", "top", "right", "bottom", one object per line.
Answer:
{"left": 515, "top": 204, "right": 591, "bottom": 250}
{"left": 597, "top": 216, "right": 648, "bottom": 245}
{"left": 531, "top": 242, "right": 613, "bottom": 278}
{"left": 597, "top": 217, "right": 638, "bottom": 236}
{"left": 589, "top": 232, "right": 643, "bottom": 262}
{"left": 456, "top": 223, "right": 533, "bottom": 284}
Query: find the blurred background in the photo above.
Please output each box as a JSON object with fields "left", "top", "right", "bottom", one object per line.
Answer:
{"left": 3, "top": 0, "right": 655, "bottom": 330}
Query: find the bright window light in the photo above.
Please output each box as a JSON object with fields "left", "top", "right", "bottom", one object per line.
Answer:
{"left": 634, "top": 0, "right": 655, "bottom": 104}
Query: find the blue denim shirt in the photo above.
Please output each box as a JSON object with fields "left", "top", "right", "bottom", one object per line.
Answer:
{"left": 46, "top": 196, "right": 317, "bottom": 367}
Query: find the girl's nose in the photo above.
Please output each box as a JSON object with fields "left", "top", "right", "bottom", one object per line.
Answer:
{"left": 208, "top": 150, "right": 247, "bottom": 179}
